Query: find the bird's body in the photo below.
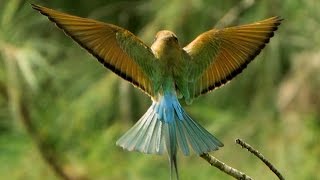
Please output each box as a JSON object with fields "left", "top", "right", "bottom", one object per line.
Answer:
{"left": 32, "top": 4, "right": 282, "bottom": 180}
{"left": 151, "top": 31, "right": 187, "bottom": 99}
{"left": 117, "top": 30, "right": 223, "bottom": 179}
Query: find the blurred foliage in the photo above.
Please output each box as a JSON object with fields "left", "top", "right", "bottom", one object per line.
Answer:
{"left": 0, "top": 0, "right": 320, "bottom": 179}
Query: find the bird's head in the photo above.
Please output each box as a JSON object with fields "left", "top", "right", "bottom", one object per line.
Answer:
{"left": 151, "top": 30, "right": 181, "bottom": 59}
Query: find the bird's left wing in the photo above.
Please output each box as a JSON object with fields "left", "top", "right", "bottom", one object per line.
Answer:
{"left": 183, "top": 17, "right": 282, "bottom": 99}
{"left": 32, "top": 4, "right": 158, "bottom": 97}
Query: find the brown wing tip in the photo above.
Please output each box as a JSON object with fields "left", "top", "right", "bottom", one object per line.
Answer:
{"left": 31, "top": 3, "right": 44, "bottom": 12}
{"left": 31, "top": 3, "right": 53, "bottom": 19}
{"left": 200, "top": 16, "right": 283, "bottom": 95}
{"left": 264, "top": 16, "right": 284, "bottom": 23}
{"left": 274, "top": 16, "right": 284, "bottom": 22}
{"left": 273, "top": 16, "right": 284, "bottom": 27}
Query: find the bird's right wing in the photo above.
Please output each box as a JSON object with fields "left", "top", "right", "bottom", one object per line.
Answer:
{"left": 183, "top": 17, "right": 282, "bottom": 99}
{"left": 32, "top": 4, "right": 159, "bottom": 97}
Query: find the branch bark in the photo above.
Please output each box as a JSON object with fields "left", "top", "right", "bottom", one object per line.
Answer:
{"left": 236, "top": 139, "right": 285, "bottom": 180}
{"left": 200, "top": 153, "right": 253, "bottom": 180}
{"left": 201, "top": 139, "right": 285, "bottom": 180}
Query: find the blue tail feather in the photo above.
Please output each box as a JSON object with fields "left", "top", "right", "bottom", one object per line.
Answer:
{"left": 116, "top": 92, "right": 223, "bottom": 179}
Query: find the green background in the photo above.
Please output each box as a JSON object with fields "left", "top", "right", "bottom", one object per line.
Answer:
{"left": 1, "top": 0, "right": 319, "bottom": 179}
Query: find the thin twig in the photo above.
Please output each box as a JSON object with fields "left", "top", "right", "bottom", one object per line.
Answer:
{"left": 236, "top": 139, "right": 285, "bottom": 180}
{"left": 200, "top": 153, "right": 253, "bottom": 180}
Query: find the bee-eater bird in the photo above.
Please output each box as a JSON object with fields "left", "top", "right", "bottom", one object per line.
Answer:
{"left": 32, "top": 4, "right": 282, "bottom": 179}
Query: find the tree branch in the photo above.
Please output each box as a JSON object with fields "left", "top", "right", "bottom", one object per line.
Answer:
{"left": 236, "top": 139, "right": 285, "bottom": 180}
{"left": 200, "top": 153, "right": 253, "bottom": 180}
{"left": 201, "top": 138, "right": 285, "bottom": 180}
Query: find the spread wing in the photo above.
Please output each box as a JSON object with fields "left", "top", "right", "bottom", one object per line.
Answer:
{"left": 184, "top": 16, "right": 282, "bottom": 99}
{"left": 32, "top": 4, "right": 158, "bottom": 97}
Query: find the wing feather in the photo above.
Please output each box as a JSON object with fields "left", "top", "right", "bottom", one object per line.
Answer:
{"left": 184, "top": 16, "right": 282, "bottom": 98}
{"left": 32, "top": 4, "right": 157, "bottom": 96}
